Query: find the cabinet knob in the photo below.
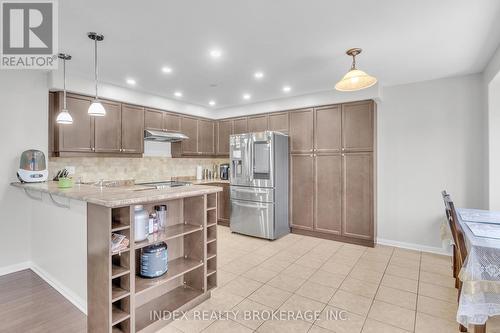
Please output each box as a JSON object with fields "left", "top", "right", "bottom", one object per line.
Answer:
{"left": 342, "top": 154, "right": 345, "bottom": 157}
{"left": 91, "top": 147, "right": 95, "bottom": 151}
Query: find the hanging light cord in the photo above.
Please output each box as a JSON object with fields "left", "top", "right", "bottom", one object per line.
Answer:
{"left": 351, "top": 54, "right": 357, "bottom": 70}
{"left": 94, "top": 38, "right": 98, "bottom": 99}
{"left": 63, "top": 57, "right": 67, "bottom": 110}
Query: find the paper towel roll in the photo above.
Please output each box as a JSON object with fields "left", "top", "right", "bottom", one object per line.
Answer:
{"left": 196, "top": 166, "right": 203, "bottom": 180}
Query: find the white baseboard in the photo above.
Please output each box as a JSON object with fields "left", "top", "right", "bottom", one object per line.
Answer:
{"left": 29, "top": 263, "right": 87, "bottom": 315}
{"left": 0, "top": 261, "right": 30, "bottom": 276}
{"left": 377, "top": 238, "right": 452, "bottom": 256}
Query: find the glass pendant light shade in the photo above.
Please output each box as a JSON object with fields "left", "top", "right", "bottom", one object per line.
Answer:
{"left": 56, "top": 109, "right": 73, "bottom": 124}
{"left": 88, "top": 99, "right": 106, "bottom": 116}
{"left": 335, "top": 48, "right": 377, "bottom": 92}
{"left": 335, "top": 69, "right": 377, "bottom": 92}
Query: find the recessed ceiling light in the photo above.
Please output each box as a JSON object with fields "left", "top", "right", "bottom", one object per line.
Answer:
{"left": 254, "top": 71, "right": 264, "bottom": 79}
{"left": 243, "top": 93, "right": 251, "bottom": 100}
{"left": 209, "top": 100, "right": 216, "bottom": 106}
{"left": 126, "top": 78, "right": 136, "bottom": 85}
{"left": 174, "top": 91, "right": 183, "bottom": 97}
{"left": 209, "top": 48, "right": 222, "bottom": 58}
{"left": 282, "top": 86, "right": 291, "bottom": 93}
{"left": 162, "top": 66, "right": 172, "bottom": 73}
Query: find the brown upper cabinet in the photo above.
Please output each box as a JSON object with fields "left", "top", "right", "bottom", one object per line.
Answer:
{"left": 51, "top": 93, "right": 144, "bottom": 156}
{"left": 121, "top": 104, "right": 145, "bottom": 154}
{"left": 94, "top": 101, "right": 122, "bottom": 153}
{"left": 144, "top": 109, "right": 163, "bottom": 130}
{"left": 233, "top": 117, "right": 248, "bottom": 134}
{"left": 315, "top": 105, "right": 342, "bottom": 153}
{"left": 178, "top": 116, "right": 198, "bottom": 155}
{"left": 268, "top": 112, "right": 289, "bottom": 133}
{"left": 342, "top": 101, "right": 374, "bottom": 152}
{"left": 163, "top": 113, "right": 181, "bottom": 132}
{"left": 247, "top": 115, "right": 269, "bottom": 132}
{"left": 53, "top": 93, "right": 94, "bottom": 153}
{"left": 289, "top": 109, "right": 314, "bottom": 153}
{"left": 216, "top": 120, "right": 232, "bottom": 156}
{"left": 198, "top": 119, "right": 215, "bottom": 155}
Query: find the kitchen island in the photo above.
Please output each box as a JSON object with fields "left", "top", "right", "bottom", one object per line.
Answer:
{"left": 11, "top": 181, "right": 222, "bottom": 333}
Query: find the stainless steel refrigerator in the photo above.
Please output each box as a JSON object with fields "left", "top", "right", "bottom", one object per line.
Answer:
{"left": 229, "top": 131, "right": 289, "bottom": 240}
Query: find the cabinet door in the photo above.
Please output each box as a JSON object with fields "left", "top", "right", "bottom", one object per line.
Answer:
{"left": 248, "top": 115, "right": 268, "bottom": 132}
{"left": 163, "top": 113, "right": 181, "bottom": 132}
{"left": 314, "top": 154, "right": 342, "bottom": 235}
{"left": 217, "top": 183, "right": 230, "bottom": 223}
{"left": 216, "top": 120, "right": 232, "bottom": 155}
{"left": 198, "top": 119, "right": 214, "bottom": 155}
{"left": 289, "top": 109, "right": 314, "bottom": 153}
{"left": 342, "top": 153, "right": 373, "bottom": 240}
{"left": 233, "top": 117, "right": 248, "bottom": 134}
{"left": 56, "top": 94, "right": 93, "bottom": 152}
{"left": 121, "top": 104, "right": 144, "bottom": 154}
{"left": 144, "top": 109, "right": 163, "bottom": 130}
{"left": 315, "top": 106, "right": 341, "bottom": 153}
{"left": 180, "top": 116, "right": 198, "bottom": 154}
{"left": 342, "top": 101, "right": 374, "bottom": 152}
{"left": 94, "top": 102, "right": 122, "bottom": 153}
{"left": 290, "top": 154, "right": 314, "bottom": 230}
{"left": 268, "top": 112, "right": 289, "bottom": 133}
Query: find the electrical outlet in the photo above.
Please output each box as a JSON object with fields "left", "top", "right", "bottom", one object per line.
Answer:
{"left": 65, "top": 166, "right": 76, "bottom": 175}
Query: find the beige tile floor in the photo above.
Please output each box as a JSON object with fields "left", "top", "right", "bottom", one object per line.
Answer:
{"left": 158, "top": 226, "right": 498, "bottom": 333}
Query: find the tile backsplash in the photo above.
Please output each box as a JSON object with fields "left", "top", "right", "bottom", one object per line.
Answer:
{"left": 49, "top": 157, "right": 229, "bottom": 183}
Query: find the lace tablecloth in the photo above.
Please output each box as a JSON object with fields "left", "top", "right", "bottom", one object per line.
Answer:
{"left": 456, "top": 208, "right": 500, "bottom": 326}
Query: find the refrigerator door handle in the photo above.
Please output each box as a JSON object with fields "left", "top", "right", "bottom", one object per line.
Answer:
{"left": 232, "top": 200, "right": 271, "bottom": 209}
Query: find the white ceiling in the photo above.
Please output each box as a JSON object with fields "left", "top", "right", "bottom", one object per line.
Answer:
{"left": 59, "top": 0, "right": 500, "bottom": 110}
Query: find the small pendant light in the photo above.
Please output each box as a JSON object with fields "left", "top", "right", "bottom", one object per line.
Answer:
{"left": 56, "top": 53, "right": 73, "bottom": 124}
{"left": 87, "top": 32, "right": 106, "bottom": 116}
{"left": 335, "top": 48, "right": 377, "bottom": 92}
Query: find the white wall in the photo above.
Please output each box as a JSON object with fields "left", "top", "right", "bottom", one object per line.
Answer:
{"left": 0, "top": 71, "right": 48, "bottom": 273}
{"left": 485, "top": 45, "right": 500, "bottom": 209}
{"left": 377, "top": 74, "right": 487, "bottom": 252}
{"left": 214, "top": 84, "right": 382, "bottom": 119}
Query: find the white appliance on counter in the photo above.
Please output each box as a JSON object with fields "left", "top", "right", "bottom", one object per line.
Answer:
{"left": 229, "top": 131, "right": 289, "bottom": 240}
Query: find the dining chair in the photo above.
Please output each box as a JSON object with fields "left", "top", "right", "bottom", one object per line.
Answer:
{"left": 442, "top": 190, "right": 459, "bottom": 287}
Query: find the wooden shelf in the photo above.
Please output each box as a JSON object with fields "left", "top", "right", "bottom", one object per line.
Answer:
{"left": 207, "top": 206, "right": 217, "bottom": 211}
{"left": 134, "top": 224, "right": 203, "bottom": 250}
{"left": 207, "top": 222, "right": 217, "bottom": 227}
{"left": 207, "top": 237, "right": 216, "bottom": 244}
{"left": 112, "top": 221, "right": 129, "bottom": 232}
{"left": 135, "top": 257, "right": 204, "bottom": 295}
{"left": 207, "top": 252, "right": 216, "bottom": 260}
{"left": 112, "top": 304, "right": 130, "bottom": 326}
{"left": 207, "top": 268, "right": 216, "bottom": 276}
{"left": 112, "top": 265, "right": 129, "bottom": 279}
{"left": 135, "top": 286, "right": 203, "bottom": 332}
{"left": 112, "top": 285, "right": 130, "bottom": 302}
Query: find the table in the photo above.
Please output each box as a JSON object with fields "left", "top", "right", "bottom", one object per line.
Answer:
{"left": 457, "top": 208, "right": 500, "bottom": 331}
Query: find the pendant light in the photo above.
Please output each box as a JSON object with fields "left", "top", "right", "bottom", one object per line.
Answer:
{"left": 335, "top": 48, "right": 377, "bottom": 92}
{"left": 87, "top": 32, "right": 106, "bottom": 116}
{"left": 56, "top": 53, "right": 73, "bottom": 124}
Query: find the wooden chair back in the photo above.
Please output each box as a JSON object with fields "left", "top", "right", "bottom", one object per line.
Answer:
{"left": 445, "top": 195, "right": 468, "bottom": 265}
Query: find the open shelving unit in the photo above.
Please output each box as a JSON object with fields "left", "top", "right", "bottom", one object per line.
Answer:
{"left": 206, "top": 193, "right": 218, "bottom": 291}
{"left": 87, "top": 192, "right": 218, "bottom": 333}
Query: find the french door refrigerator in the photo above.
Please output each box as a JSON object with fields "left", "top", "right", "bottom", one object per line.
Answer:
{"left": 229, "top": 131, "right": 289, "bottom": 240}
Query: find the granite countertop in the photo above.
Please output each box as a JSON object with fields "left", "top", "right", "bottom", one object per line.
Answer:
{"left": 11, "top": 181, "right": 222, "bottom": 208}
{"left": 190, "top": 179, "right": 230, "bottom": 185}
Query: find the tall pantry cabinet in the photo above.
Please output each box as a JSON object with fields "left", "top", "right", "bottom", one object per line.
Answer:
{"left": 289, "top": 100, "right": 375, "bottom": 246}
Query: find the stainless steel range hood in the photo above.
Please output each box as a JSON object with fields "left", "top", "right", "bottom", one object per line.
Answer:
{"left": 144, "top": 129, "right": 188, "bottom": 142}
